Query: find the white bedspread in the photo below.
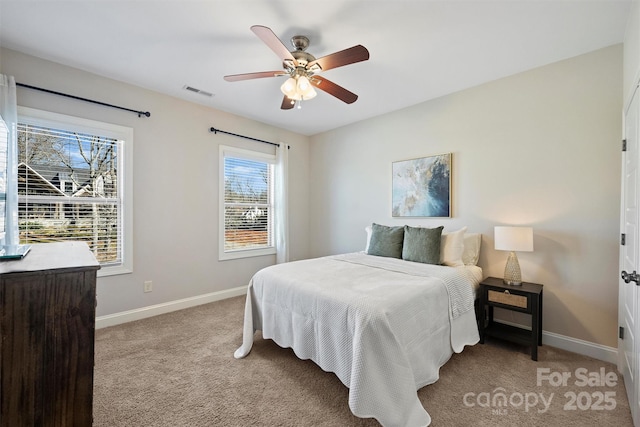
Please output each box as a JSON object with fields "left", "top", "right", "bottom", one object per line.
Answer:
{"left": 234, "top": 253, "right": 480, "bottom": 427}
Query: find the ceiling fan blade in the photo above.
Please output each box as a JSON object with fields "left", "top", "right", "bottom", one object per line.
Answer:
{"left": 224, "top": 71, "right": 287, "bottom": 82}
{"left": 307, "top": 45, "right": 369, "bottom": 72}
{"left": 251, "top": 25, "right": 298, "bottom": 66}
{"left": 281, "top": 96, "right": 295, "bottom": 110}
{"left": 311, "top": 76, "right": 358, "bottom": 104}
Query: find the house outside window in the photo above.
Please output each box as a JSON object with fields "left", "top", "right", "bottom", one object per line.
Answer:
{"left": 219, "top": 145, "right": 275, "bottom": 260}
{"left": 17, "top": 107, "right": 133, "bottom": 276}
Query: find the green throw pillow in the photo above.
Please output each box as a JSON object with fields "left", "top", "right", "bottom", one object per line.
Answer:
{"left": 367, "top": 223, "right": 405, "bottom": 259}
{"left": 402, "top": 225, "right": 444, "bottom": 264}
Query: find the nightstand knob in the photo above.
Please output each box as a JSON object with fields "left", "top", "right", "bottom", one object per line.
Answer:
{"left": 621, "top": 270, "right": 640, "bottom": 285}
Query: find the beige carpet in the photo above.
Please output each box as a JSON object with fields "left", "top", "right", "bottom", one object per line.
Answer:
{"left": 94, "top": 295, "right": 633, "bottom": 426}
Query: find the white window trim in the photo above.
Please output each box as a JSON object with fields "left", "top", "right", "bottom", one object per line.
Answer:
{"left": 17, "top": 106, "right": 133, "bottom": 277}
{"left": 219, "top": 145, "right": 276, "bottom": 261}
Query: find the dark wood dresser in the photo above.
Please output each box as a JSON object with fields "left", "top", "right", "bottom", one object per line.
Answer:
{"left": 0, "top": 242, "right": 100, "bottom": 426}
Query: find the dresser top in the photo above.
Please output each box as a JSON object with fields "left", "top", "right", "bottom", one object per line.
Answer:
{"left": 0, "top": 242, "right": 100, "bottom": 274}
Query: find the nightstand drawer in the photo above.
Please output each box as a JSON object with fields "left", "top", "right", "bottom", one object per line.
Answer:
{"left": 488, "top": 289, "right": 528, "bottom": 309}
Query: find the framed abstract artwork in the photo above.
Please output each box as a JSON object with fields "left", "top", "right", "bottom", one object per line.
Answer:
{"left": 392, "top": 153, "right": 451, "bottom": 217}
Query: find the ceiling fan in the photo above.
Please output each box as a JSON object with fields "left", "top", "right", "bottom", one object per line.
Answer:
{"left": 224, "top": 25, "right": 370, "bottom": 110}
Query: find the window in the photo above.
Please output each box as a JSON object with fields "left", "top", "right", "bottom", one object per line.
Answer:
{"left": 17, "top": 107, "right": 133, "bottom": 276}
{"left": 219, "top": 145, "right": 275, "bottom": 260}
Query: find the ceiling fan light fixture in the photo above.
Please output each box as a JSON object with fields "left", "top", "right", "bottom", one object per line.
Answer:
{"left": 301, "top": 87, "right": 317, "bottom": 100}
{"left": 280, "top": 77, "right": 298, "bottom": 98}
{"left": 297, "top": 76, "right": 317, "bottom": 100}
{"left": 280, "top": 74, "right": 317, "bottom": 102}
{"left": 297, "top": 75, "right": 311, "bottom": 92}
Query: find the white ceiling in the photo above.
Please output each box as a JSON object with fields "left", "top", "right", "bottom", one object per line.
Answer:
{"left": 0, "top": 0, "right": 632, "bottom": 136}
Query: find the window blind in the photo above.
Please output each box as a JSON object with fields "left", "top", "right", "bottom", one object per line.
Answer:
{"left": 17, "top": 122, "right": 123, "bottom": 266}
{"left": 223, "top": 155, "right": 274, "bottom": 252}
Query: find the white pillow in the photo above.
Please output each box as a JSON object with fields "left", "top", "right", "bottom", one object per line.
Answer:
{"left": 365, "top": 225, "right": 372, "bottom": 253}
{"left": 462, "top": 233, "right": 481, "bottom": 266}
{"left": 440, "top": 226, "right": 467, "bottom": 266}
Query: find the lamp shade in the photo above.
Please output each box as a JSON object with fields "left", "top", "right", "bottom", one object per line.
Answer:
{"left": 494, "top": 226, "right": 533, "bottom": 252}
{"left": 281, "top": 75, "right": 317, "bottom": 101}
{"left": 280, "top": 77, "right": 299, "bottom": 99}
{"left": 297, "top": 76, "right": 312, "bottom": 94}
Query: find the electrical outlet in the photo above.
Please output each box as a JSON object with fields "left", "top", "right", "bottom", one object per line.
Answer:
{"left": 144, "top": 280, "right": 153, "bottom": 293}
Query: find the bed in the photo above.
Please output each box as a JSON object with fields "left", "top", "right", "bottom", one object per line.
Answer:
{"left": 234, "top": 226, "right": 482, "bottom": 427}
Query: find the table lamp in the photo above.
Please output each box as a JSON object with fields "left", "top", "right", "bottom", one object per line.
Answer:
{"left": 494, "top": 226, "right": 534, "bottom": 286}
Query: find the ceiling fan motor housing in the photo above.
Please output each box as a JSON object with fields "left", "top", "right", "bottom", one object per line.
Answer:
{"left": 284, "top": 36, "right": 320, "bottom": 74}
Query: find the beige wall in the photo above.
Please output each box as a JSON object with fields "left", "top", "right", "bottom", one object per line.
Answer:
{"left": 309, "top": 45, "right": 623, "bottom": 348}
{"left": 0, "top": 47, "right": 311, "bottom": 317}
{"left": 0, "top": 44, "right": 625, "bottom": 348}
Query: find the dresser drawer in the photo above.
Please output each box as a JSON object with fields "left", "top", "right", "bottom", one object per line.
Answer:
{"left": 487, "top": 289, "right": 528, "bottom": 309}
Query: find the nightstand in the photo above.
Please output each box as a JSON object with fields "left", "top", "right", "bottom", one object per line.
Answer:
{"left": 478, "top": 277, "right": 543, "bottom": 361}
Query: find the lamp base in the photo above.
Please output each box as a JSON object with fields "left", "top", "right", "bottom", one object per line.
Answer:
{"left": 503, "top": 251, "right": 523, "bottom": 286}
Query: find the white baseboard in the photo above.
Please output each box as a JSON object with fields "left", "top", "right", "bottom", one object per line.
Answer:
{"left": 494, "top": 319, "right": 618, "bottom": 364}
{"left": 96, "top": 286, "right": 248, "bottom": 329}
{"left": 542, "top": 330, "right": 618, "bottom": 364}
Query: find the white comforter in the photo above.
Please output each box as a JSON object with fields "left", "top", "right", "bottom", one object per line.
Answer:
{"left": 234, "top": 253, "right": 481, "bottom": 427}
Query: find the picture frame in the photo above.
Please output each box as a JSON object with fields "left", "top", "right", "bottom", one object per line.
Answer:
{"left": 392, "top": 153, "right": 451, "bottom": 217}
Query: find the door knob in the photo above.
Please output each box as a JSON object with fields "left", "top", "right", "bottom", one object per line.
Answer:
{"left": 621, "top": 270, "right": 640, "bottom": 285}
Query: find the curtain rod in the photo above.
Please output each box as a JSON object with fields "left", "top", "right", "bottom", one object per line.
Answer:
{"left": 210, "top": 127, "right": 286, "bottom": 148}
{"left": 16, "top": 82, "right": 151, "bottom": 118}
